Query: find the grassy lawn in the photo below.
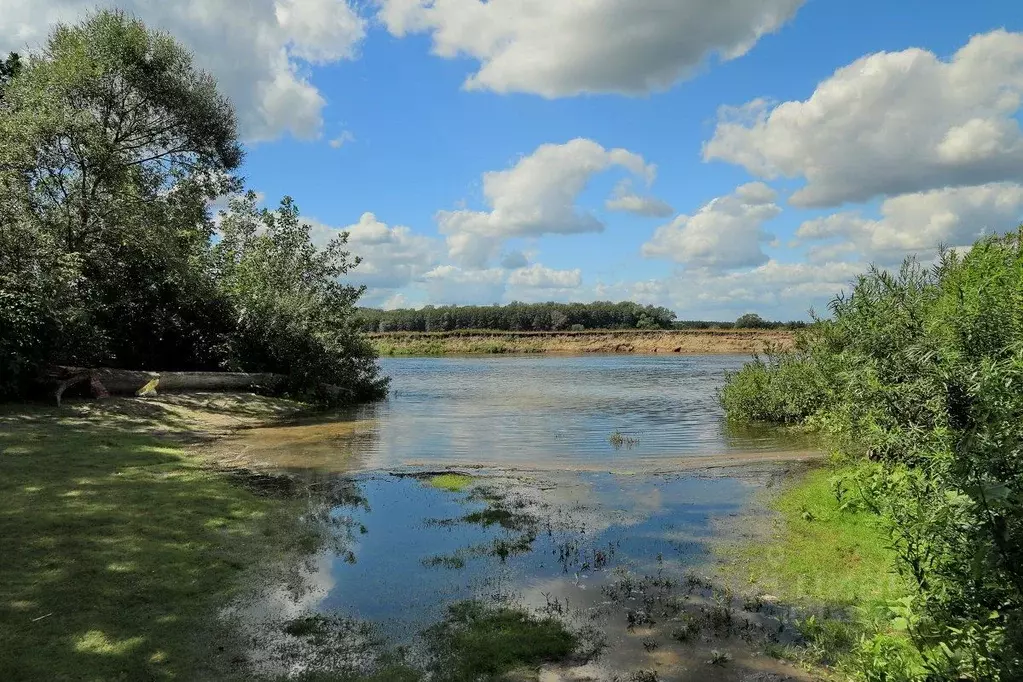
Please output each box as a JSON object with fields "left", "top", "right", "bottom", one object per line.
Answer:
{"left": 0, "top": 398, "right": 306, "bottom": 681}
{"left": 718, "top": 464, "right": 912, "bottom": 675}
{"left": 723, "top": 465, "right": 907, "bottom": 607}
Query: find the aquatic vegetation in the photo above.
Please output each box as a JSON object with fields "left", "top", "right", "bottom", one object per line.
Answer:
{"left": 424, "top": 601, "right": 580, "bottom": 682}
{"left": 427, "top": 473, "right": 474, "bottom": 493}
{"left": 421, "top": 554, "right": 467, "bottom": 570}
{"left": 628, "top": 671, "right": 659, "bottom": 682}
{"left": 462, "top": 507, "right": 531, "bottom": 531}
{"left": 708, "top": 649, "right": 732, "bottom": 665}
{"left": 608, "top": 430, "right": 639, "bottom": 449}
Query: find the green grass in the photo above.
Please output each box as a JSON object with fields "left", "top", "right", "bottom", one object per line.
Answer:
{"left": 722, "top": 465, "right": 906, "bottom": 607}
{"left": 427, "top": 473, "right": 474, "bottom": 492}
{"left": 0, "top": 402, "right": 310, "bottom": 681}
{"left": 425, "top": 601, "right": 580, "bottom": 682}
{"left": 718, "top": 464, "right": 912, "bottom": 674}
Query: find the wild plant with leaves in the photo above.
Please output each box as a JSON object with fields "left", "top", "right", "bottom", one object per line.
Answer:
{"left": 213, "top": 192, "right": 387, "bottom": 402}
{"left": 722, "top": 230, "right": 1023, "bottom": 680}
{"left": 0, "top": 10, "right": 384, "bottom": 404}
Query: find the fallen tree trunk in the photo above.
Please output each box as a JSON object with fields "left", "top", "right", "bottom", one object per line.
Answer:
{"left": 43, "top": 367, "right": 280, "bottom": 405}
{"left": 42, "top": 367, "right": 355, "bottom": 406}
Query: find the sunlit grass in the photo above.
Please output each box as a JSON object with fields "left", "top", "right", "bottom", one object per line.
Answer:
{"left": 0, "top": 402, "right": 306, "bottom": 680}
{"left": 718, "top": 464, "right": 911, "bottom": 673}
{"left": 722, "top": 466, "right": 905, "bottom": 607}
{"left": 428, "top": 473, "right": 474, "bottom": 493}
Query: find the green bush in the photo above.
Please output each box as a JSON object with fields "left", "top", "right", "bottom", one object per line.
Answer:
{"left": 719, "top": 348, "right": 831, "bottom": 424}
{"left": 721, "top": 230, "right": 1023, "bottom": 680}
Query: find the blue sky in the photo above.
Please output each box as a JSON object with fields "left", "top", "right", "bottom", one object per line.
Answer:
{"left": 5, "top": 0, "right": 1023, "bottom": 319}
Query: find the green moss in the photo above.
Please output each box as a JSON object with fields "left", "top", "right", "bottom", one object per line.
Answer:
{"left": 428, "top": 474, "right": 473, "bottom": 493}
{"left": 0, "top": 403, "right": 306, "bottom": 681}
{"left": 425, "top": 601, "right": 579, "bottom": 682}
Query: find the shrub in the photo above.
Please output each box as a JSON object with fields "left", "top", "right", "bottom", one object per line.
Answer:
{"left": 721, "top": 230, "right": 1023, "bottom": 680}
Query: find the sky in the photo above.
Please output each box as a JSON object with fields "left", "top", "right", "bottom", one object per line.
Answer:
{"left": 3, "top": 1, "right": 1023, "bottom": 320}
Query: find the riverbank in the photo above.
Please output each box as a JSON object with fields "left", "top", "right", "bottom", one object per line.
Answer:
{"left": 2, "top": 387, "right": 830, "bottom": 682}
{"left": 0, "top": 394, "right": 318, "bottom": 681}
{"left": 715, "top": 463, "right": 910, "bottom": 677}
{"left": 370, "top": 329, "right": 794, "bottom": 356}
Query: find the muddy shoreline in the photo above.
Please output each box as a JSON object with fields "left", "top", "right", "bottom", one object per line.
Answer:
{"left": 12, "top": 392, "right": 822, "bottom": 681}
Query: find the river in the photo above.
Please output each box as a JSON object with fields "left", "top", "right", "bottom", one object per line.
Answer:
{"left": 225, "top": 355, "right": 817, "bottom": 681}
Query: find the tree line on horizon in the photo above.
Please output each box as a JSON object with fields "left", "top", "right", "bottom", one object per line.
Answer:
{"left": 355, "top": 303, "right": 808, "bottom": 333}
{"left": 0, "top": 11, "right": 385, "bottom": 403}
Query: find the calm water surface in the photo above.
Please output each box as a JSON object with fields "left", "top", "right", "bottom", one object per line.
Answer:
{"left": 333, "top": 355, "right": 807, "bottom": 472}
{"left": 233, "top": 355, "right": 814, "bottom": 680}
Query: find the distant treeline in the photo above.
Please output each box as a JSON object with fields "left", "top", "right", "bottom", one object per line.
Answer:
{"left": 356, "top": 303, "right": 807, "bottom": 333}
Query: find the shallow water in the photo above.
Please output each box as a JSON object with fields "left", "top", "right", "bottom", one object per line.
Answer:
{"left": 226, "top": 355, "right": 812, "bottom": 474}
{"left": 228, "top": 356, "right": 816, "bottom": 681}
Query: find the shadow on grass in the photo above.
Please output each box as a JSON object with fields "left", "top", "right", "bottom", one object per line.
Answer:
{"left": 0, "top": 404, "right": 317, "bottom": 681}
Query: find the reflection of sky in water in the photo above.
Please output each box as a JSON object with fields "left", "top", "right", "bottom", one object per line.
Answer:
{"left": 304, "top": 473, "right": 753, "bottom": 643}
{"left": 336, "top": 355, "right": 808, "bottom": 471}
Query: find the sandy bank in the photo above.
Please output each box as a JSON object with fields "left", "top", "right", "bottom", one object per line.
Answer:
{"left": 370, "top": 329, "right": 794, "bottom": 356}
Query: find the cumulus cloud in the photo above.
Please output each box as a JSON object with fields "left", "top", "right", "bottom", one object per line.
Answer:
{"left": 376, "top": 0, "right": 804, "bottom": 97}
{"left": 499, "top": 250, "right": 529, "bottom": 269}
{"left": 437, "top": 138, "right": 657, "bottom": 267}
{"left": 0, "top": 0, "right": 366, "bottom": 142}
{"left": 641, "top": 182, "right": 781, "bottom": 270}
{"left": 309, "top": 212, "right": 442, "bottom": 292}
{"left": 596, "top": 259, "right": 863, "bottom": 320}
{"left": 421, "top": 265, "right": 507, "bottom": 305}
{"left": 796, "top": 183, "right": 1023, "bottom": 264}
{"left": 605, "top": 179, "right": 674, "bottom": 217}
{"left": 507, "top": 264, "right": 582, "bottom": 289}
{"left": 704, "top": 30, "right": 1023, "bottom": 207}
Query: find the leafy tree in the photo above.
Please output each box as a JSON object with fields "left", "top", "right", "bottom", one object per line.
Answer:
{"left": 0, "top": 11, "right": 244, "bottom": 391}
{"left": 213, "top": 193, "right": 387, "bottom": 403}
{"left": 0, "top": 52, "right": 21, "bottom": 99}
{"left": 734, "top": 313, "right": 769, "bottom": 329}
{"left": 0, "top": 11, "right": 384, "bottom": 404}
{"left": 356, "top": 301, "right": 680, "bottom": 332}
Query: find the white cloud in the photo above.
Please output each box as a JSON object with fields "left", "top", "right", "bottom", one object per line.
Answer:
{"left": 605, "top": 179, "right": 674, "bottom": 217}
{"left": 507, "top": 264, "right": 582, "bottom": 289}
{"left": 596, "top": 259, "right": 864, "bottom": 320}
{"left": 796, "top": 183, "right": 1023, "bottom": 263}
{"left": 376, "top": 0, "right": 805, "bottom": 98}
{"left": 437, "top": 138, "right": 656, "bottom": 267}
{"left": 499, "top": 250, "right": 529, "bottom": 269}
{"left": 329, "top": 130, "right": 356, "bottom": 148}
{"left": 421, "top": 265, "right": 507, "bottom": 305}
{"left": 641, "top": 182, "right": 781, "bottom": 270}
{"left": 704, "top": 30, "right": 1023, "bottom": 207}
{"left": 0, "top": 0, "right": 366, "bottom": 142}
{"left": 380, "top": 292, "right": 410, "bottom": 310}
{"left": 340, "top": 212, "right": 443, "bottom": 290}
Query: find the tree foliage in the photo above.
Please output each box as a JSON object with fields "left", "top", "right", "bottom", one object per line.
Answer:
{"left": 213, "top": 193, "right": 386, "bottom": 401}
{"left": 359, "top": 304, "right": 806, "bottom": 333}
{"left": 0, "top": 11, "right": 383, "bottom": 404}
{"left": 722, "top": 230, "right": 1023, "bottom": 680}
{"left": 357, "top": 301, "right": 679, "bottom": 332}
{"left": 734, "top": 312, "right": 770, "bottom": 329}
